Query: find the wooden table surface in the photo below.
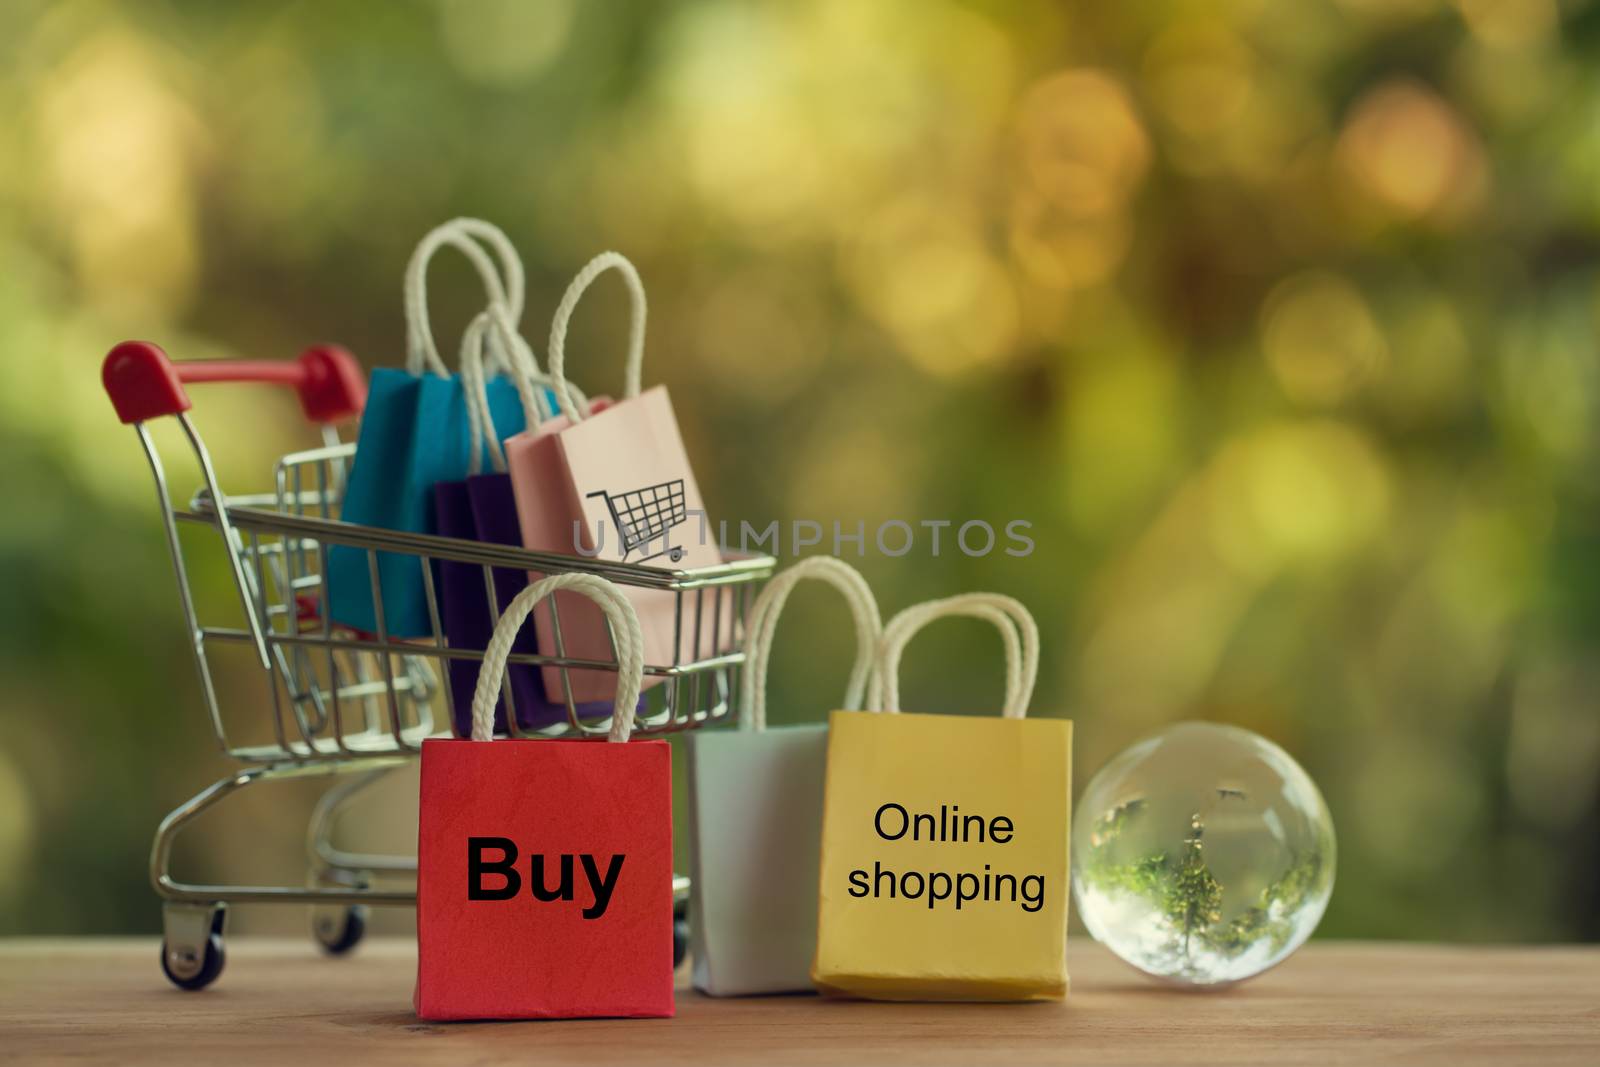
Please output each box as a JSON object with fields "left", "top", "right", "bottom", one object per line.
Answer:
{"left": 3, "top": 939, "right": 1597, "bottom": 1065}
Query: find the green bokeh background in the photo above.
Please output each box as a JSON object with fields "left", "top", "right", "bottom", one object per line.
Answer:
{"left": 0, "top": 0, "right": 1596, "bottom": 943}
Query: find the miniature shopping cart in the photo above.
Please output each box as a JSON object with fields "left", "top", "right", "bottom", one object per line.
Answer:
{"left": 103, "top": 340, "right": 773, "bottom": 991}
{"left": 588, "top": 480, "right": 689, "bottom": 564}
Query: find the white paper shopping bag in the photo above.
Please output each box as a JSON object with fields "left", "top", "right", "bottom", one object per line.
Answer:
{"left": 685, "top": 556, "right": 882, "bottom": 995}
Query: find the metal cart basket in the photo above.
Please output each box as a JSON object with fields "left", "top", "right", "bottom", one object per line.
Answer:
{"left": 102, "top": 340, "right": 773, "bottom": 990}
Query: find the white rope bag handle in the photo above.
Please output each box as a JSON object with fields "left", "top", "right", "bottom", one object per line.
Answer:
{"left": 869, "top": 593, "right": 1039, "bottom": 720}
{"left": 404, "top": 217, "right": 525, "bottom": 377}
{"left": 458, "top": 305, "right": 590, "bottom": 476}
{"left": 470, "top": 572, "right": 645, "bottom": 743}
{"left": 546, "top": 251, "right": 647, "bottom": 423}
{"left": 739, "top": 556, "right": 883, "bottom": 732}
{"left": 458, "top": 314, "right": 513, "bottom": 477}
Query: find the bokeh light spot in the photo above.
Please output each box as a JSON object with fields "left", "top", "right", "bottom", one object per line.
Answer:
{"left": 1010, "top": 191, "right": 1132, "bottom": 290}
{"left": 35, "top": 31, "right": 202, "bottom": 318}
{"left": 1261, "top": 271, "right": 1387, "bottom": 405}
{"left": 1143, "top": 21, "right": 1255, "bottom": 137}
{"left": 1208, "top": 420, "right": 1392, "bottom": 573}
{"left": 848, "top": 195, "right": 1019, "bottom": 376}
{"left": 1336, "top": 80, "right": 1488, "bottom": 222}
{"left": 1062, "top": 348, "right": 1180, "bottom": 529}
{"left": 1453, "top": 0, "right": 1557, "bottom": 51}
{"left": 438, "top": 0, "right": 575, "bottom": 87}
{"left": 1015, "top": 69, "right": 1150, "bottom": 219}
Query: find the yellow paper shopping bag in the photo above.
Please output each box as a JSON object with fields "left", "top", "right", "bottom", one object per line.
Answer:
{"left": 812, "top": 593, "right": 1071, "bottom": 1002}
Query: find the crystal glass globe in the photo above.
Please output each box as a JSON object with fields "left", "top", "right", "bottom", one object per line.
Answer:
{"left": 1072, "top": 722, "right": 1335, "bottom": 987}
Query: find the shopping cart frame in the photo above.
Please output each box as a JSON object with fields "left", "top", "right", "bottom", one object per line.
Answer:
{"left": 103, "top": 340, "right": 774, "bottom": 990}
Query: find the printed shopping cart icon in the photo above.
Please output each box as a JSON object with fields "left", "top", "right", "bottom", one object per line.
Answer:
{"left": 588, "top": 479, "right": 689, "bottom": 564}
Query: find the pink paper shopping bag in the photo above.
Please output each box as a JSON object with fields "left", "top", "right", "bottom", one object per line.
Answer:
{"left": 504, "top": 253, "right": 730, "bottom": 703}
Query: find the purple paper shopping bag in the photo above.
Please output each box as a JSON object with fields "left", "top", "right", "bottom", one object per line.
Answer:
{"left": 433, "top": 477, "right": 545, "bottom": 735}
{"left": 431, "top": 308, "right": 620, "bottom": 734}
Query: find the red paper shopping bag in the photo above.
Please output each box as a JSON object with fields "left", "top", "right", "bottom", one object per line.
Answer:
{"left": 504, "top": 252, "right": 733, "bottom": 704}
{"left": 416, "top": 572, "right": 675, "bottom": 1021}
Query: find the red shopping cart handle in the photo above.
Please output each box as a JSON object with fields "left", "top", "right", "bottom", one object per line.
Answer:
{"left": 102, "top": 340, "right": 367, "bottom": 425}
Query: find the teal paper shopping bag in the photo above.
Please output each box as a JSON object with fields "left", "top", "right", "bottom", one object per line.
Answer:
{"left": 327, "top": 218, "right": 531, "bottom": 637}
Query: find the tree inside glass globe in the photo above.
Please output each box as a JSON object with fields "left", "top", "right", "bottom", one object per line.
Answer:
{"left": 1071, "top": 722, "right": 1335, "bottom": 987}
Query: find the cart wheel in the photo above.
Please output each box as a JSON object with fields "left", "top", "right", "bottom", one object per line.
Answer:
{"left": 161, "top": 933, "right": 225, "bottom": 991}
{"left": 314, "top": 904, "right": 368, "bottom": 956}
{"left": 672, "top": 898, "right": 689, "bottom": 967}
{"left": 669, "top": 547, "right": 686, "bottom": 563}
